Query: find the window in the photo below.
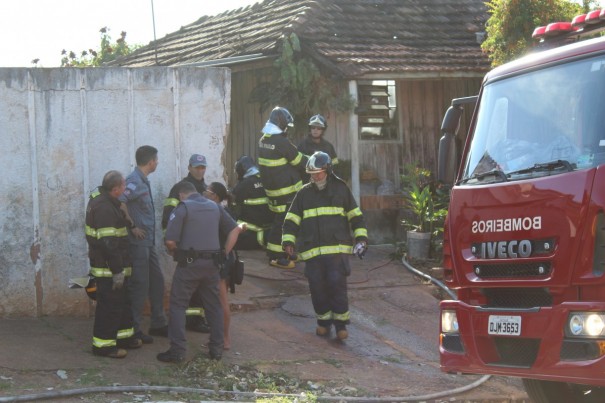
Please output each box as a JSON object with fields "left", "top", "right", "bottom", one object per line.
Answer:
{"left": 357, "top": 80, "right": 398, "bottom": 140}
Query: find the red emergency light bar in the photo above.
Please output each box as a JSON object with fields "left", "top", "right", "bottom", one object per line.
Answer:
{"left": 532, "top": 22, "right": 575, "bottom": 39}
{"left": 545, "top": 22, "right": 575, "bottom": 36}
{"left": 534, "top": 9, "right": 605, "bottom": 44}
{"left": 585, "top": 9, "right": 601, "bottom": 24}
{"left": 571, "top": 13, "right": 586, "bottom": 29}
{"left": 532, "top": 26, "right": 547, "bottom": 39}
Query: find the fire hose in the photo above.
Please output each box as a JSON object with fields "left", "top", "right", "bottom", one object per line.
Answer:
{"left": 0, "top": 256, "right": 491, "bottom": 402}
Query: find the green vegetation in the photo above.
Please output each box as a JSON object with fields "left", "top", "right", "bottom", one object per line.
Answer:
{"left": 249, "top": 33, "right": 355, "bottom": 137}
{"left": 59, "top": 27, "right": 139, "bottom": 67}
{"left": 481, "top": 0, "right": 594, "bottom": 67}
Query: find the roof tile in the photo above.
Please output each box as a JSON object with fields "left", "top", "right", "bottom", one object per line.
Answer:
{"left": 112, "top": 0, "right": 490, "bottom": 76}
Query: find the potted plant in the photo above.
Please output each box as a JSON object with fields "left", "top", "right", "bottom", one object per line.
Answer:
{"left": 401, "top": 165, "right": 448, "bottom": 259}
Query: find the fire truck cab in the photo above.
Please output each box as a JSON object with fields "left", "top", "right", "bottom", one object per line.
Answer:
{"left": 438, "top": 10, "right": 605, "bottom": 403}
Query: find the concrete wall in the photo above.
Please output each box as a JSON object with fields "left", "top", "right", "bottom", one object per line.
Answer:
{"left": 0, "top": 67, "right": 231, "bottom": 317}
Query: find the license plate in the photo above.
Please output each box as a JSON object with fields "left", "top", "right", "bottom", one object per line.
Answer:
{"left": 488, "top": 315, "right": 521, "bottom": 336}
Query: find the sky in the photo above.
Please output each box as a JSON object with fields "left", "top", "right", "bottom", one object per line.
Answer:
{"left": 0, "top": 0, "right": 260, "bottom": 67}
{"left": 0, "top": 0, "right": 602, "bottom": 68}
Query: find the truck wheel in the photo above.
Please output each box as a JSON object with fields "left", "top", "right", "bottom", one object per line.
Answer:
{"left": 523, "top": 378, "right": 605, "bottom": 403}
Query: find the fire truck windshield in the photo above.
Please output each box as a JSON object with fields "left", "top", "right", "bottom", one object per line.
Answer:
{"left": 461, "top": 54, "right": 605, "bottom": 184}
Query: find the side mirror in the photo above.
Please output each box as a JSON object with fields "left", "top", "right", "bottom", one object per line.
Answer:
{"left": 437, "top": 96, "right": 478, "bottom": 185}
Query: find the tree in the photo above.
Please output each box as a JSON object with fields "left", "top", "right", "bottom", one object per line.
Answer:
{"left": 60, "top": 27, "right": 138, "bottom": 67}
{"left": 249, "top": 33, "right": 354, "bottom": 137}
{"left": 481, "top": 0, "right": 596, "bottom": 67}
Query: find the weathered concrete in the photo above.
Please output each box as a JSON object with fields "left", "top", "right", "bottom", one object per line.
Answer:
{"left": 0, "top": 67, "right": 231, "bottom": 317}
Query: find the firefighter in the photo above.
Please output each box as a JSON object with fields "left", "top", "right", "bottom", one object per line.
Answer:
{"left": 162, "top": 153, "right": 211, "bottom": 334}
{"left": 231, "top": 155, "right": 274, "bottom": 250}
{"left": 86, "top": 170, "right": 142, "bottom": 358}
{"left": 258, "top": 106, "right": 307, "bottom": 269}
{"left": 297, "top": 114, "right": 339, "bottom": 182}
{"left": 282, "top": 152, "right": 368, "bottom": 340}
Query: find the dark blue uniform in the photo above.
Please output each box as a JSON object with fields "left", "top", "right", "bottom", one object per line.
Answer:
{"left": 164, "top": 193, "right": 237, "bottom": 358}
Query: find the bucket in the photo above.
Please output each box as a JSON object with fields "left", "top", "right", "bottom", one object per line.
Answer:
{"left": 407, "top": 231, "right": 431, "bottom": 259}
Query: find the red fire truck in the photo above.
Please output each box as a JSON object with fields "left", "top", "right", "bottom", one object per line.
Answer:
{"left": 438, "top": 10, "right": 605, "bottom": 403}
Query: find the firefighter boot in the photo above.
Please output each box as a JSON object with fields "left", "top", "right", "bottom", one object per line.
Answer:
{"left": 335, "top": 324, "right": 348, "bottom": 340}
{"left": 93, "top": 347, "right": 127, "bottom": 359}
{"left": 316, "top": 326, "right": 330, "bottom": 337}
{"left": 270, "top": 258, "right": 295, "bottom": 269}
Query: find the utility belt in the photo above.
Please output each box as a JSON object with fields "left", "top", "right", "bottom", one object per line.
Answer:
{"left": 174, "top": 249, "right": 224, "bottom": 269}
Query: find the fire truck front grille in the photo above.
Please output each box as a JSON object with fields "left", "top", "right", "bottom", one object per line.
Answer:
{"left": 482, "top": 288, "right": 552, "bottom": 308}
{"left": 473, "top": 262, "right": 551, "bottom": 278}
{"left": 489, "top": 337, "right": 540, "bottom": 367}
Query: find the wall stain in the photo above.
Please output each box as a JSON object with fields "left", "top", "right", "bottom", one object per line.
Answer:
{"left": 30, "top": 241, "right": 40, "bottom": 264}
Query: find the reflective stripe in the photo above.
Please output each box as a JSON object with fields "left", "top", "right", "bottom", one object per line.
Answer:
{"left": 354, "top": 228, "right": 368, "bottom": 238}
{"left": 90, "top": 189, "right": 101, "bottom": 199}
{"left": 266, "top": 242, "right": 283, "bottom": 253}
{"left": 186, "top": 307, "right": 205, "bottom": 316}
{"left": 92, "top": 336, "right": 116, "bottom": 348}
{"left": 269, "top": 204, "right": 287, "bottom": 213}
{"left": 332, "top": 158, "right": 339, "bottom": 166}
{"left": 302, "top": 206, "right": 345, "bottom": 219}
{"left": 257, "top": 231, "right": 265, "bottom": 247}
{"left": 117, "top": 327, "right": 134, "bottom": 339}
{"left": 164, "top": 197, "right": 179, "bottom": 207}
{"left": 258, "top": 157, "right": 288, "bottom": 167}
{"left": 85, "top": 225, "right": 128, "bottom": 239}
{"left": 333, "top": 311, "right": 350, "bottom": 321}
{"left": 300, "top": 245, "right": 353, "bottom": 260}
{"left": 317, "top": 311, "right": 333, "bottom": 320}
{"left": 289, "top": 152, "right": 304, "bottom": 166}
{"left": 90, "top": 267, "right": 132, "bottom": 277}
{"left": 285, "top": 211, "right": 301, "bottom": 226}
{"left": 347, "top": 207, "right": 363, "bottom": 220}
{"left": 244, "top": 197, "right": 269, "bottom": 206}
{"left": 282, "top": 234, "right": 296, "bottom": 244}
{"left": 265, "top": 181, "right": 302, "bottom": 198}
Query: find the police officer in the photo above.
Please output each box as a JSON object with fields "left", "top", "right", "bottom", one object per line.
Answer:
{"left": 86, "top": 170, "right": 141, "bottom": 358}
{"left": 162, "top": 153, "right": 211, "bottom": 334}
{"left": 161, "top": 153, "right": 208, "bottom": 228}
{"left": 282, "top": 152, "right": 368, "bottom": 340}
{"left": 157, "top": 181, "right": 244, "bottom": 363}
{"left": 258, "top": 106, "right": 307, "bottom": 269}
{"left": 232, "top": 155, "right": 274, "bottom": 250}
{"left": 297, "top": 114, "right": 339, "bottom": 182}
{"left": 119, "top": 145, "right": 168, "bottom": 343}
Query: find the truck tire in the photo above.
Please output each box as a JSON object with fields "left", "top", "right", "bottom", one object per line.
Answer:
{"left": 523, "top": 378, "right": 605, "bottom": 403}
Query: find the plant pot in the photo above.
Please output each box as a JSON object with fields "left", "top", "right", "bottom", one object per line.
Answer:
{"left": 406, "top": 230, "right": 431, "bottom": 260}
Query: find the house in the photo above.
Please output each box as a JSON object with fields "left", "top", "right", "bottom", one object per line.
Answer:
{"left": 112, "top": 0, "right": 490, "bottom": 243}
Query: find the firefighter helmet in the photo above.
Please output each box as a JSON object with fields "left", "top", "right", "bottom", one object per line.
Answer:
{"left": 308, "top": 114, "right": 327, "bottom": 129}
{"left": 306, "top": 151, "right": 332, "bottom": 174}
{"left": 85, "top": 277, "right": 97, "bottom": 301}
{"left": 235, "top": 155, "right": 258, "bottom": 180}
{"left": 268, "top": 106, "right": 294, "bottom": 131}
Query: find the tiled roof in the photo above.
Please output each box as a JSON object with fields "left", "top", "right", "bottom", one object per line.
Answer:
{"left": 112, "top": 0, "right": 490, "bottom": 77}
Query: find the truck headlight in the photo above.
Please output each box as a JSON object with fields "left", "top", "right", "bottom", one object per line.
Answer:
{"left": 567, "top": 312, "right": 605, "bottom": 337}
{"left": 441, "top": 310, "right": 459, "bottom": 334}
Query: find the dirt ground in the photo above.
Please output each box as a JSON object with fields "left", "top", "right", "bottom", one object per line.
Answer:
{"left": 0, "top": 246, "right": 530, "bottom": 402}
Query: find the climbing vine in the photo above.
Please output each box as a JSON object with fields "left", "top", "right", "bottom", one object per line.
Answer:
{"left": 250, "top": 33, "right": 354, "bottom": 136}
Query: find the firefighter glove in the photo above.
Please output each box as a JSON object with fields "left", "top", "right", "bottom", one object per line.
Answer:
{"left": 353, "top": 241, "right": 368, "bottom": 259}
{"left": 112, "top": 272, "right": 125, "bottom": 290}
